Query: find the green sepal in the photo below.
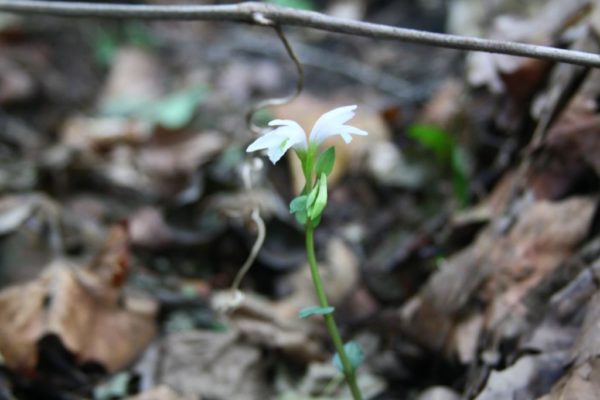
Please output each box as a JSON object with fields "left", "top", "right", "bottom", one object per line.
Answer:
{"left": 315, "top": 146, "right": 336, "bottom": 177}
{"left": 332, "top": 341, "right": 364, "bottom": 373}
{"left": 308, "top": 173, "right": 328, "bottom": 220}
{"left": 290, "top": 195, "right": 308, "bottom": 225}
{"left": 298, "top": 306, "right": 335, "bottom": 319}
{"left": 306, "top": 181, "right": 319, "bottom": 211}
{"left": 289, "top": 195, "right": 308, "bottom": 213}
{"left": 311, "top": 213, "right": 321, "bottom": 227}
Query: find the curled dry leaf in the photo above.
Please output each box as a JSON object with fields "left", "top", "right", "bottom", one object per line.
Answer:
{"left": 466, "top": 0, "right": 589, "bottom": 95}
{"left": 137, "top": 329, "right": 269, "bottom": 400}
{"left": 98, "top": 46, "right": 164, "bottom": 110}
{"left": 137, "top": 131, "right": 227, "bottom": 179}
{"left": 212, "top": 290, "right": 325, "bottom": 363}
{"left": 402, "top": 197, "right": 596, "bottom": 361}
{"left": 529, "top": 67, "right": 600, "bottom": 198}
{"left": 475, "top": 353, "right": 567, "bottom": 400}
{"left": 0, "top": 225, "right": 157, "bottom": 373}
{"left": 540, "top": 293, "right": 600, "bottom": 400}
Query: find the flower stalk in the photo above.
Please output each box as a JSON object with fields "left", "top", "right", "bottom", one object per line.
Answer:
{"left": 247, "top": 105, "right": 367, "bottom": 399}
{"left": 305, "top": 220, "right": 363, "bottom": 400}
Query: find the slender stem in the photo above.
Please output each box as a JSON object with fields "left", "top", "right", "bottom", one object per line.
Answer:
{"left": 0, "top": 1, "right": 599, "bottom": 68}
{"left": 305, "top": 221, "right": 362, "bottom": 400}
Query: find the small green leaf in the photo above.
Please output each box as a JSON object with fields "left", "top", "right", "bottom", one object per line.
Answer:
{"left": 298, "top": 306, "right": 335, "bottom": 319}
{"left": 294, "top": 210, "right": 307, "bottom": 225}
{"left": 451, "top": 146, "right": 470, "bottom": 208}
{"left": 407, "top": 124, "right": 454, "bottom": 164}
{"left": 93, "top": 28, "right": 119, "bottom": 66}
{"left": 290, "top": 195, "right": 308, "bottom": 225}
{"left": 153, "top": 86, "right": 207, "bottom": 129}
{"left": 315, "top": 146, "right": 336, "bottom": 177}
{"left": 98, "top": 86, "right": 207, "bottom": 131}
{"left": 308, "top": 173, "right": 328, "bottom": 220}
{"left": 306, "top": 182, "right": 319, "bottom": 210}
{"left": 289, "top": 195, "right": 308, "bottom": 214}
{"left": 124, "top": 22, "right": 155, "bottom": 49}
{"left": 332, "top": 342, "right": 364, "bottom": 373}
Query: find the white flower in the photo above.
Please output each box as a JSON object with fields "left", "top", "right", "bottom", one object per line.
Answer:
{"left": 246, "top": 105, "right": 368, "bottom": 164}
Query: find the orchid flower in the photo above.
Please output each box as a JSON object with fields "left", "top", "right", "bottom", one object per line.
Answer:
{"left": 244, "top": 105, "right": 368, "bottom": 398}
{"left": 246, "top": 105, "right": 367, "bottom": 164}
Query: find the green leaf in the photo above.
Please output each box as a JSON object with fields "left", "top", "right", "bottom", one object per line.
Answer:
{"left": 153, "top": 86, "right": 207, "bottom": 129}
{"left": 451, "top": 146, "right": 470, "bottom": 208}
{"left": 311, "top": 213, "right": 321, "bottom": 227}
{"left": 93, "top": 28, "right": 119, "bottom": 66}
{"left": 306, "top": 182, "right": 319, "bottom": 211}
{"left": 289, "top": 195, "right": 308, "bottom": 214}
{"left": 265, "top": 0, "right": 316, "bottom": 10}
{"left": 407, "top": 124, "right": 454, "bottom": 164}
{"left": 332, "top": 341, "right": 364, "bottom": 373}
{"left": 298, "top": 306, "right": 335, "bottom": 319}
{"left": 98, "top": 86, "right": 207, "bottom": 131}
{"left": 315, "top": 146, "right": 336, "bottom": 177}
{"left": 124, "top": 22, "right": 155, "bottom": 49}
{"left": 294, "top": 210, "right": 307, "bottom": 225}
{"left": 308, "top": 173, "right": 328, "bottom": 220}
{"left": 290, "top": 195, "right": 308, "bottom": 225}
{"left": 100, "top": 96, "right": 147, "bottom": 117}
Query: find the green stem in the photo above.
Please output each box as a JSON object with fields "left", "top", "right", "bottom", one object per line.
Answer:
{"left": 305, "top": 221, "right": 363, "bottom": 400}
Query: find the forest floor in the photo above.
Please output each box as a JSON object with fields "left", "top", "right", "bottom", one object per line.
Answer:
{"left": 0, "top": 0, "right": 598, "bottom": 399}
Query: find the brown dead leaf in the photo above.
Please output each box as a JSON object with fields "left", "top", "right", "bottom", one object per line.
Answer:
{"left": 0, "top": 57, "right": 35, "bottom": 104}
{"left": 402, "top": 197, "right": 595, "bottom": 358}
{"left": 540, "top": 68, "right": 600, "bottom": 176}
{"left": 485, "top": 198, "right": 596, "bottom": 330}
{"left": 126, "top": 386, "right": 196, "bottom": 400}
{"left": 418, "top": 79, "right": 464, "bottom": 132}
{"left": 137, "top": 131, "right": 227, "bottom": 178}
{"left": 61, "top": 115, "right": 153, "bottom": 152}
{"left": 466, "top": 0, "right": 590, "bottom": 95}
{"left": 212, "top": 290, "right": 325, "bottom": 363}
{"left": 139, "top": 330, "right": 269, "bottom": 400}
{"left": 476, "top": 353, "right": 566, "bottom": 400}
{"left": 539, "top": 293, "right": 600, "bottom": 400}
{"left": 0, "top": 225, "right": 157, "bottom": 373}
{"left": 99, "top": 46, "right": 163, "bottom": 109}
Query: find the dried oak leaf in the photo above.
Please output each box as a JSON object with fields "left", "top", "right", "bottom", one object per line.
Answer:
{"left": 402, "top": 197, "right": 595, "bottom": 360}
{"left": 138, "top": 330, "right": 269, "bottom": 400}
{"left": 0, "top": 225, "right": 157, "bottom": 373}
{"left": 540, "top": 292, "right": 600, "bottom": 400}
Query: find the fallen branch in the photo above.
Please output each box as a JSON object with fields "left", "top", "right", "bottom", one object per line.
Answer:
{"left": 0, "top": 1, "right": 599, "bottom": 68}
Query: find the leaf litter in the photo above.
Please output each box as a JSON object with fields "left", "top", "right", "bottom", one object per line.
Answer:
{"left": 0, "top": 0, "right": 599, "bottom": 399}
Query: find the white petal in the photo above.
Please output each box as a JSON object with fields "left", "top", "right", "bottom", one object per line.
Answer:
{"left": 267, "top": 145, "right": 286, "bottom": 164}
{"left": 309, "top": 105, "right": 357, "bottom": 144}
{"left": 340, "top": 125, "right": 368, "bottom": 136}
{"left": 340, "top": 131, "right": 353, "bottom": 143}
{"left": 268, "top": 119, "right": 300, "bottom": 128}
{"left": 246, "top": 131, "right": 285, "bottom": 152}
{"left": 268, "top": 119, "right": 308, "bottom": 149}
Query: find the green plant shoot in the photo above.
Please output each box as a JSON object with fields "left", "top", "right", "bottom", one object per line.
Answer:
{"left": 247, "top": 105, "right": 367, "bottom": 400}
